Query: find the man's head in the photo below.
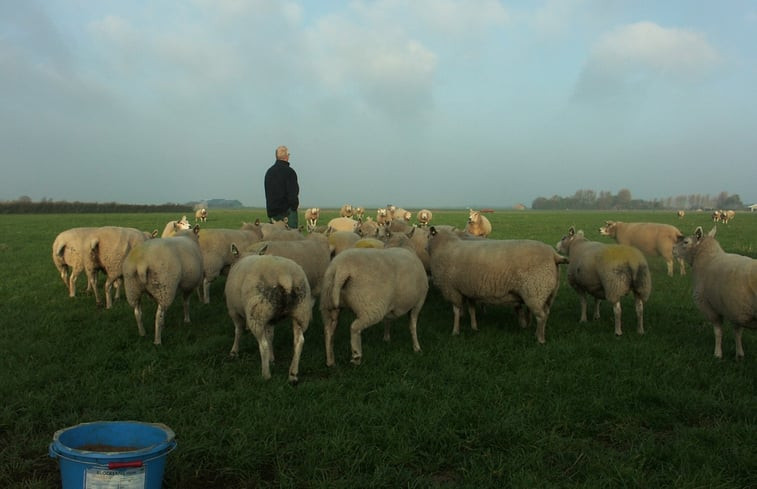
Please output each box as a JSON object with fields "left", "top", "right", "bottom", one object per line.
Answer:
{"left": 276, "top": 145, "right": 290, "bottom": 161}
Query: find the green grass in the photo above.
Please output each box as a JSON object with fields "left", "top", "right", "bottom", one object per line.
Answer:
{"left": 1, "top": 210, "right": 755, "bottom": 488}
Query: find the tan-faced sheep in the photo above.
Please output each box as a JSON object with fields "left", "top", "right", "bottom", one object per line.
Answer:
{"left": 327, "top": 216, "right": 358, "bottom": 233}
{"left": 354, "top": 207, "right": 365, "bottom": 221}
{"left": 196, "top": 226, "right": 264, "bottom": 303}
{"left": 598, "top": 221, "right": 685, "bottom": 277}
{"left": 428, "top": 226, "right": 567, "bottom": 343}
{"left": 86, "top": 226, "right": 158, "bottom": 309}
{"left": 304, "top": 207, "right": 320, "bottom": 232}
{"left": 52, "top": 227, "right": 99, "bottom": 298}
{"left": 464, "top": 209, "right": 492, "bottom": 238}
{"left": 556, "top": 227, "right": 652, "bottom": 336}
{"left": 161, "top": 216, "right": 191, "bottom": 237}
{"left": 122, "top": 226, "right": 204, "bottom": 345}
{"left": 225, "top": 248, "right": 311, "bottom": 383}
{"left": 673, "top": 226, "right": 757, "bottom": 359}
{"left": 243, "top": 232, "right": 330, "bottom": 299}
{"left": 416, "top": 209, "right": 433, "bottom": 227}
{"left": 376, "top": 208, "right": 390, "bottom": 225}
{"left": 339, "top": 204, "right": 354, "bottom": 218}
{"left": 677, "top": 210, "right": 685, "bottom": 219}
{"left": 321, "top": 246, "right": 428, "bottom": 366}
{"left": 195, "top": 208, "right": 207, "bottom": 223}
{"left": 356, "top": 218, "right": 381, "bottom": 238}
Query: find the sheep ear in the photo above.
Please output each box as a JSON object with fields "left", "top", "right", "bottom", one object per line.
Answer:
{"left": 430, "top": 226, "right": 437, "bottom": 236}
{"left": 254, "top": 218, "right": 261, "bottom": 225}
{"left": 230, "top": 243, "right": 240, "bottom": 257}
{"left": 257, "top": 244, "right": 269, "bottom": 255}
{"left": 694, "top": 226, "right": 704, "bottom": 240}
{"left": 193, "top": 224, "right": 200, "bottom": 235}
{"left": 568, "top": 226, "right": 575, "bottom": 236}
{"left": 151, "top": 230, "right": 159, "bottom": 238}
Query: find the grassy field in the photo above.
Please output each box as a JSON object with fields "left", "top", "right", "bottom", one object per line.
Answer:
{"left": 1, "top": 209, "right": 755, "bottom": 489}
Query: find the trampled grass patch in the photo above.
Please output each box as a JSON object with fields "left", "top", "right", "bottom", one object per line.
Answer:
{"left": 0, "top": 210, "right": 755, "bottom": 488}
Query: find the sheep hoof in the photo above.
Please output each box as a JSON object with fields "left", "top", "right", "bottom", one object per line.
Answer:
{"left": 288, "top": 375, "right": 299, "bottom": 385}
{"left": 229, "top": 351, "right": 239, "bottom": 358}
{"left": 350, "top": 357, "right": 362, "bottom": 366}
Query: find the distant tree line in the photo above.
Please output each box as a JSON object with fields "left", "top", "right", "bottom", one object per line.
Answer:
{"left": 0, "top": 196, "right": 192, "bottom": 214}
{"left": 531, "top": 189, "right": 744, "bottom": 211}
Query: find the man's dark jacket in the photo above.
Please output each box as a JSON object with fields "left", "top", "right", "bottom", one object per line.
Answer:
{"left": 264, "top": 159, "right": 299, "bottom": 219}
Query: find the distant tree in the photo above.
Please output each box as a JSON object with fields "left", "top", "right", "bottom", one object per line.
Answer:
{"left": 616, "top": 188, "right": 632, "bottom": 208}
{"left": 17, "top": 195, "right": 32, "bottom": 203}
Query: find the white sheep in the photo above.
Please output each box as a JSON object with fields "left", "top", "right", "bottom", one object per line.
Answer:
{"left": 86, "top": 226, "right": 157, "bottom": 309}
{"left": 375, "top": 208, "right": 390, "bottom": 225}
{"left": 161, "top": 215, "right": 191, "bottom": 237}
{"left": 356, "top": 218, "right": 381, "bottom": 238}
{"left": 416, "top": 209, "right": 433, "bottom": 227}
{"left": 52, "top": 227, "right": 98, "bottom": 298}
{"left": 464, "top": 209, "right": 492, "bottom": 238}
{"left": 244, "top": 232, "right": 331, "bottom": 299}
{"left": 327, "top": 230, "right": 361, "bottom": 256}
{"left": 339, "top": 204, "right": 354, "bottom": 218}
{"left": 327, "top": 216, "right": 358, "bottom": 233}
{"left": 196, "top": 226, "right": 264, "bottom": 303}
{"left": 122, "top": 226, "right": 204, "bottom": 345}
{"left": 599, "top": 220, "right": 685, "bottom": 277}
{"left": 354, "top": 207, "right": 365, "bottom": 221}
{"left": 320, "top": 246, "right": 428, "bottom": 366}
{"left": 225, "top": 248, "right": 312, "bottom": 383}
{"left": 304, "top": 207, "right": 320, "bottom": 232}
{"left": 428, "top": 226, "right": 568, "bottom": 343}
{"left": 556, "top": 227, "right": 652, "bottom": 336}
{"left": 195, "top": 208, "right": 208, "bottom": 223}
{"left": 673, "top": 226, "right": 757, "bottom": 359}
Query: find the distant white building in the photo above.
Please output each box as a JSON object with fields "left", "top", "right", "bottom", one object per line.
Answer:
{"left": 749, "top": 204, "right": 757, "bottom": 212}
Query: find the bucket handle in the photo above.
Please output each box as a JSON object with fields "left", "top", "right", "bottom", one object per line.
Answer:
{"left": 108, "top": 461, "right": 144, "bottom": 469}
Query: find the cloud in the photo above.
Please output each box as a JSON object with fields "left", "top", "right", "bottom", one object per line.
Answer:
{"left": 574, "top": 21, "right": 721, "bottom": 101}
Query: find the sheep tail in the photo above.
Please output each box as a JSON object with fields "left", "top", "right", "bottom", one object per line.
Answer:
{"left": 321, "top": 266, "right": 349, "bottom": 310}
{"left": 631, "top": 262, "right": 651, "bottom": 295}
{"left": 278, "top": 274, "right": 294, "bottom": 294}
{"left": 137, "top": 262, "right": 149, "bottom": 284}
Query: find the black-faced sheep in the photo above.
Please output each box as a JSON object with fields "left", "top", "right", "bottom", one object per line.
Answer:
{"left": 320, "top": 246, "right": 428, "bottom": 366}
{"left": 556, "top": 227, "right": 652, "bottom": 336}
{"left": 673, "top": 226, "right": 757, "bottom": 359}
{"left": 225, "top": 248, "right": 312, "bottom": 383}
{"left": 464, "top": 209, "right": 492, "bottom": 238}
{"left": 598, "top": 221, "right": 685, "bottom": 277}
{"left": 52, "top": 227, "right": 98, "bottom": 298}
{"left": 428, "top": 226, "right": 567, "bottom": 343}
{"left": 87, "top": 226, "right": 158, "bottom": 309}
{"left": 122, "top": 226, "right": 204, "bottom": 345}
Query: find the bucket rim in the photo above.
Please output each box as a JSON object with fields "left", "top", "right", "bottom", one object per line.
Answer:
{"left": 50, "top": 420, "right": 176, "bottom": 460}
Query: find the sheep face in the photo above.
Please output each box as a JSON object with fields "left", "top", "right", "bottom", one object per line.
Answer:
{"left": 673, "top": 226, "right": 715, "bottom": 266}
{"left": 598, "top": 221, "right": 617, "bottom": 237}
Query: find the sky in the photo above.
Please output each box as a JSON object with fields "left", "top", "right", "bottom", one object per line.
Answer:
{"left": 1, "top": 0, "right": 756, "bottom": 209}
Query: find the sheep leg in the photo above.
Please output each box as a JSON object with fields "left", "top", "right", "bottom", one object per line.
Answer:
{"left": 468, "top": 302, "right": 478, "bottom": 331}
{"left": 114, "top": 278, "right": 122, "bottom": 300}
{"left": 104, "top": 277, "right": 115, "bottom": 309}
{"left": 154, "top": 305, "right": 166, "bottom": 345}
{"left": 712, "top": 321, "right": 724, "bottom": 358}
{"left": 68, "top": 269, "right": 80, "bottom": 297}
{"left": 452, "top": 305, "right": 462, "bottom": 335}
{"left": 266, "top": 325, "right": 275, "bottom": 364}
{"left": 349, "top": 317, "right": 376, "bottom": 365}
{"left": 182, "top": 291, "right": 192, "bottom": 324}
{"left": 734, "top": 326, "right": 745, "bottom": 359}
{"left": 229, "top": 314, "right": 245, "bottom": 357}
{"left": 324, "top": 310, "right": 339, "bottom": 367}
{"left": 408, "top": 309, "right": 422, "bottom": 353}
{"left": 665, "top": 260, "right": 674, "bottom": 277}
{"left": 592, "top": 299, "right": 601, "bottom": 321}
{"left": 88, "top": 271, "right": 101, "bottom": 306}
{"left": 133, "top": 300, "right": 145, "bottom": 337}
{"left": 677, "top": 257, "right": 686, "bottom": 276}
{"left": 533, "top": 309, "right": 548, "bottom": 344}
{"left": 203, "top": 278, "right": 211, "bottom": 304}
{"left": 383, "top": 319, "right": 391, "bottom": 342}
{"left": 613, "top": 302, "right": 623, "bottom": 336}
{"left": 634, "top": 296, "right": 644, "bottom": 335}
{"left": 251, "top": 322, "right": 272, "bottom": 380}
{"left": 289, "top": 320, "right": 306, "bottom": 384}
{"left": 578, "top": 294, "right": 588, "bottom": 323}
{"left": 516, "top": 305, "right": 530, "bottom": 328}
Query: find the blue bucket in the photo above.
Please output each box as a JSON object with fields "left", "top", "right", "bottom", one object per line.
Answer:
{"left": 49, "top": 421, "right": 176, "bottom": 489}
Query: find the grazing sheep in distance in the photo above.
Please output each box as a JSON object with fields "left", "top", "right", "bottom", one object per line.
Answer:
{"left": 225, "top": 247, "right": 311, "bottom": 383}
{"left": 674, "top": 226, "right": 757, "bottom": 359}
{"left": 122, "top": 226, "right": 204, "bottom": 345}
{"left": 161, "top": 216, "right": 191, "bottom": 237}
{"left": 556, "top": 227, "right": 652, "bottom": 336}
{"left": 677, "top": 210, "right": 685, "bottom": 219}
{"left": 87, "top": 226, "right": 158, "bottom": 309}
{"left": 340, "top": 204, "right": 354, "bottom": 218}
{"left": 599, "top": 221, "right": 685, "bottom": 277}
{"left": 464, "top": 209, "right": 492, "bottom": 238}
{"left": 304, "top": 207, "right": 320, "bottom": 232}
{"left": 416, "top": 209, "right": 433, "bottom": 227}
{"left": 428, "top": 226, "right": 568, "bottom": 343}
{"left": 195, "top": 208, "right": 208, "bottom": 223}
{"left": 52, "top": 227, "right": 98, "bottom": 298}
{"left": 321, "top": 246, "right": 428, "bottom": 366}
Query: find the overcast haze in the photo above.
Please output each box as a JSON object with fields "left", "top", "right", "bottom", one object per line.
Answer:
{"left": 2, "top": 0, "right": 756, "bottom": 209}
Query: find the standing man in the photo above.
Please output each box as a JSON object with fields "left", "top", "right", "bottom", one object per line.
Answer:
{"left": 264, "top": 145, "right": 299, "bottom": 228}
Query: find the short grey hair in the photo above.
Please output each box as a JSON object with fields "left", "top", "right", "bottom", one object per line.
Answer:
{"left": 276, "top": 145, "right": 289, "bottom": 160}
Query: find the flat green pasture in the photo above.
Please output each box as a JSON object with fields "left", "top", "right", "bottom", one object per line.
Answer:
{"left": 0, "top": 209, "right": 755, "bottom": 488}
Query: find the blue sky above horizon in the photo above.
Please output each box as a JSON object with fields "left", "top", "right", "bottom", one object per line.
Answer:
{"left": 2, "top": 0, "right": 755, "bottom": 208}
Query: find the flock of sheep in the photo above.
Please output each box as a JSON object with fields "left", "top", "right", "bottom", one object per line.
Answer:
{"left": 52, "top": 206, "right": 756, "bottom": 383}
